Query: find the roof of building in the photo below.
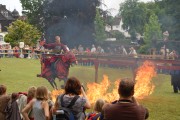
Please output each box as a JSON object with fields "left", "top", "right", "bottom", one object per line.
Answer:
{"left": 0, "top": 4, "right": 15, "bottom": 21}
{"left": 12, "top": 9, "right": 20, "bottom": 17}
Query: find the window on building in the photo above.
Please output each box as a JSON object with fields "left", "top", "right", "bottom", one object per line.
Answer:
{"left": 4, "top": 11, "right": 8, "bottom": 17}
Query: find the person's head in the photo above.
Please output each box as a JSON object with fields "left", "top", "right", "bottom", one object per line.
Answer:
{"left": 118, "top": 78, "right": 135, "bottom": 98}
{"left": 65, "top": 77, "right": 81, "bottom": 95}
{"left": 36, "top": 86, "right": 48, "bottom": 101}
{"left": 11, "top": 93, "right": 19, "bottom": 101}
{"left": 27, "top": 86, "right": 36, "bottom": 99}
{"left": 55, "top": 36, "right": 61, "bottom": 43}
{"left": 0, "top": 85, "right": 7, "bottom": 95}
{"left": 94, "top": 99, "right": 106, "bottom": 113}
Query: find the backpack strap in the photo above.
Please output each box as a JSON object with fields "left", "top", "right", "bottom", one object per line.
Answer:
{"left": 60, "top": 94, "right": 66, "bottom": 107}
{"left": 67, "top": 95, "right": 80, "bottom": 108}
{"left": 60, "top": 94, "right": 80, "bottom": 108}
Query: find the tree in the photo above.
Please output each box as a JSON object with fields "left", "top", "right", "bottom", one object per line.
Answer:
{"left": 139, "top": 13, "right": 162, "bottom": 53}
{"left": 155, "top": 0, "right": 180, "bottom": 40}
{"left": 5, "top": 20, "right": 41, "bottom": 47}
{"left": 119, "top": 0, "right": 147, "bottom": 40}
{"left": 94, "top": 9, "right": 107, "bottom": 44}
{"left": 20, "top": 0, "right": 45, "bottom": 31}
{"left": 111, "top": 31, "right": 125, "bottom": 41}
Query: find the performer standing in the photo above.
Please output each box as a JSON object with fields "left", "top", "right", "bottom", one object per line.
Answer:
{"left": 39, "top": 36, "right": 70, "bottom": 89}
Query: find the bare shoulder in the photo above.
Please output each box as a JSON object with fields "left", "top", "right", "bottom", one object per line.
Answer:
{"left": 41, "top": 100, "right": 49, "bottom": 107}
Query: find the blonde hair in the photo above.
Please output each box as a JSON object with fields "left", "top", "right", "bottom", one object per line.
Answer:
{"left": 27, "top": 86, "right": 36, "bottom": 98}
{"left": 94, "top": 99, "right": 105, "bottom": 113}
{"left": 36, "top": 86, "right": 48, "bottom": 101}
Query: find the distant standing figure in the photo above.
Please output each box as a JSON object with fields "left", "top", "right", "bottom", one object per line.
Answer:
{"left": 91, "top": 44, "right": 96, "bottom": 53}
{"left": 121, "top": 46, "right": 127, "bottom": 55}
{"left": 163, "top": 31, "right": 169, "bottom": 41}
{"left": 129, "top": 47, "right": 137, "bottom": 56}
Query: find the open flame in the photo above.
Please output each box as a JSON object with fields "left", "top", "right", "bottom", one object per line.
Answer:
{"left": 51, "top": 61, "right": 156, "bottom": 103}
{"left": 51, "top": 89, "right": 64, "bottom": 102}
{"left": 86, "top": 75, "right": 119, "bottom": 103}
{"left": 134, "top": 61, "right": 156, "bottom": 99}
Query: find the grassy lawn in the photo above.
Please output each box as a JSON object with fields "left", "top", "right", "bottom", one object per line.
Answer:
{"left": 0, "top": 58, "right": 180, "bottom": 120}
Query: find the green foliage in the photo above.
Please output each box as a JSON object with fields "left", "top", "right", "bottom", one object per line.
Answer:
{"left": 119, "top": 0, "right": 147, "bottom": 39}
{"left": 155, "top": 0, "right": 180, "bottom": 40}
{"left": 111, "top": 31, "right": 125, "bottom": 41}
{"left": 140, "top": 13, "right": 162, "bottom": 53}
{"left": 104, "top": 15, "right": 114, "bottom": 30}
{"left": 4, "top": 20, "right": 41, "bottom": 47}
{"left": 20, "top": 0, "right": 45, "bottom": 31}
{"left": 95, "top": 9, "right": 107, "bottom": 44}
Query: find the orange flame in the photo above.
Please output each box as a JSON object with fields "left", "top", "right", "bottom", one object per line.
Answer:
{"left": 86, "top": 75, "right": 119, "bottom": 103}
{"left": 134, "top": 61, "right": 156, "bottom": 99}
{"left": 51, "top": 61, "right": 156, "bottom": 104}
{"left": 51, "top": 89, "right": 64, "bottom": 102}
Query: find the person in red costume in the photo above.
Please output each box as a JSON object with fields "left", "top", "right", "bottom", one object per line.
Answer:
{"left": 39, "top": 36, "right": 77, "bottom": 89}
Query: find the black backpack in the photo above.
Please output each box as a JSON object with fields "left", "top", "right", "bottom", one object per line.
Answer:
{"left": 55, "top": 94, "right": 80, "bottom": 120}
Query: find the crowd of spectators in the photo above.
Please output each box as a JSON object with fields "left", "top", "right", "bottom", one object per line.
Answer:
{"left": 0, "top": 77, "right": 149, "bottom": 120}
{"left": 1, "top": 43, "right": 179, "bottom": 60}
{"left": 0, "top": 43, "right": 140, "bottom": 59}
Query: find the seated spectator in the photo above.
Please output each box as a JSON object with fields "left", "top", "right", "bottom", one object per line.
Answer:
{"left": 17, "top": 86, "right": 36, "bottom": 120}
{"left": 0, "top": 85, "right": 11, "bottom": 120}
{"left": 22, "top": 86, "right": 50, "bottom": 120}
{"left": 86, "top": 99, "right": 105, "bottom": 120}
{"left": 169, "top": 50, "right": 178, "bottom": 59}
{"left": 53, "top": 77, "right": 91, "bottom": 120}
{"left": 103, "top": 78, "right": 149, "bottom": 120}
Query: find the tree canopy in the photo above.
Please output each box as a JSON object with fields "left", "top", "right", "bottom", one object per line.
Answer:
{"left": 119, "top": 0, "right": 147, "bottom": 40}
{"left": 139, "top": 13, "right": 162, "bottom": 53}
{"left": 94, "top": 9, "right": 107, "bottom": 44}
{"left": 5, "top": 20, "right": 41, "bottom": 47}
{"left": 155, "top": 0, "right": 180, "bottom": 40}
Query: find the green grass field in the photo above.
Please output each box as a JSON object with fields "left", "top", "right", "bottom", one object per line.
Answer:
{"left": 0, "top": 58, "right": 180, "bottom": 120}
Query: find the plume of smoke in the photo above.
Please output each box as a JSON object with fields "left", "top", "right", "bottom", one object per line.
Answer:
{"left": 41, "top": 0, "right": 101, "bottom": 48}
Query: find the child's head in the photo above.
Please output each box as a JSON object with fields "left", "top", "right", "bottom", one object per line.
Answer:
{"left": 0, "top": 84, "right": 7, "bottom": 95}
{"left": 94, "top": 99, "right": 106, "bottom": 113}
{"left": 27, "top": 86, "right": 36, "bottom": 99}
{"left": 36, "top": 86, "right": 48, "bottom": 101}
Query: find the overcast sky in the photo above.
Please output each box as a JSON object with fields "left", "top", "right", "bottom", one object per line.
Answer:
{"left": 0, "top": 0, "right": 154, "bottom": 16}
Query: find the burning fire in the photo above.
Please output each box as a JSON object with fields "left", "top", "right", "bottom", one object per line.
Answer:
{"left": 86, "top": 75, "right": 119, "bottom": 103}
{"left": 51, "top": 89, "right": 64, "bottom": 102}
{"left": 51, "top": 61, "right": 156, "bottom": 103}
{"left": 134, "top": 61, "right": 156, "bottom": 99}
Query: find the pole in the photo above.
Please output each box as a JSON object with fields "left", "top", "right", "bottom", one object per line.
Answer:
{"left": 94, "top": 59, "right": 99, "bottom": 83}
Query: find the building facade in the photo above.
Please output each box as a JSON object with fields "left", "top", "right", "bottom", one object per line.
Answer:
{"left": 0, "top": 4, "right": 20, "bottom": 45}
{"left": 105, "top": 17, "right": 130, "bottom": 38}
